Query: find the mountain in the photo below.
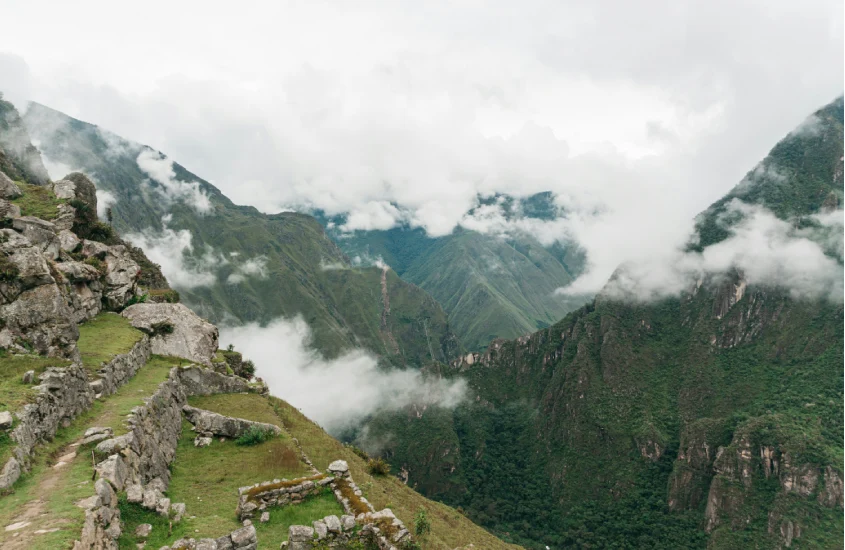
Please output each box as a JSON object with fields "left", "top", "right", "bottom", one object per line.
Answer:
{"left": 359, "top": 98, "right": 845, "bottom": 549}
{"left": 0, "top": 136, "right": 516, "bottom": 548}
{"left": 21, "top": 102, "right": 459, "bottom": 367}
{"left": 314, "top": 195, "right": 588, "bottom": 351}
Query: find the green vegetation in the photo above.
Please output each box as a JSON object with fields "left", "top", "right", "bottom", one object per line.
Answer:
{"left": 236, "top": 424, "right": 276, "bottom": 446}
{"left": 118, "top": 497, "right": 188, "bottom": 549}
{"left": 77, "top": 312, "right": 145, "bottom": 374}
{"left": 167, "top": 394, "right": 311, "bottom": 541}
{"left": 367, "top": 457, "right": 391, "bottom": 476}
{"left": 9, "top": 182, "right": 64, "bottom": 220}
{"left": 253, "top": 488, "right": 344, "bottom": 545}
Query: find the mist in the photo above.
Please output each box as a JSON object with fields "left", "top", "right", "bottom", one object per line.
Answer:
{"left": 220, "top": 317, "right": 468, "bottom": 434}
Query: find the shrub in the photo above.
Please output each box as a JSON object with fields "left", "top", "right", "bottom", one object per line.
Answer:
{"left": 414, "top": 507, "right": 431, "bottom": 538}
{"left": 367, "top": 457, "right": 391, "bottom": 476}
{"left": 240, "top": 359, "right": 256, "bottom": 379}
{"left": 150, "top": 321, "right": 174, "bottom": 337}
{"left": 83, "top": 256, "right": 106, "bottom": 277}
{"left": 125, "top": 293, "right": 148, "bottom": 307}
{"left": 236, "top": 425, "right": 275, "bottom": 446}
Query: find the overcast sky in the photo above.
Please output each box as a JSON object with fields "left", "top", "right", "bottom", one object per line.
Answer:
{"left": 0, "top": 0, "right": 842, "bottom": 292}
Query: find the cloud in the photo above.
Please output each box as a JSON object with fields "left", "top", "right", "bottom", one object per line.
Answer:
{"left": 136, "top": 150, "right": 211, "bottom": 213}
{"left": 96, "top": 189, "right": 116, "bottom": 220}
{"left": 0, "top": 0, "right": 841, "bottom": 294}
{"left": 590, "top": 202, "right": 844, "bottom": 303}
{"left": 220, "top": 317, "right": 467, "bottom": 433}
{"left": 226, "top": 256, "right": 269, "bottom": 284}
{"left": 123, "top": 215, "right": 222, "bottom": 289}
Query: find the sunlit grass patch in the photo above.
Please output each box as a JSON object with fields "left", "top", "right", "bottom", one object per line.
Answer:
{"left": 77, "top": 312, "right": 145, "bottom": 374}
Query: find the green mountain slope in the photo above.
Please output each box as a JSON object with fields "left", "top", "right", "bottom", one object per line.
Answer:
{"left": 315, "top": 199, "right": 588, "bottom": 351}
{"left": 20, "top": 102, "right": 458, "bottom": 367}
{"left": 361, "top": 98, "right": 845, "bottom": 549}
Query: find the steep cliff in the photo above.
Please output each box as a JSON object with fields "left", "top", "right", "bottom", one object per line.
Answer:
{"left": 361, "top": 98, "right": 845, "bottom": 549}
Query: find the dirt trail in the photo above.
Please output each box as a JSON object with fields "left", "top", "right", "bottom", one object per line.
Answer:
{"left": 1, "top": 441, "right": 89, "bottom": 549}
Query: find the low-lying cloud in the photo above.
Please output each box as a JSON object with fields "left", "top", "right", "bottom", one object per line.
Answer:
{"left": 221, "top": 317, "right": 467, "bottom": 433}
{"left": 226, "top": 256, "right": 269, "bottom": 284}
{"left": 589, "top": 201, "right": 844, "bottom": 303}
{"left": 136, "top": 149, "right": 211, "bottom": 214}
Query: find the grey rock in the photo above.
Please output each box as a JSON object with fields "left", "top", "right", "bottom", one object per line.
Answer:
{"left": 102, "top": 244, "right": 141, "bottom": 309}
{"left": 183, "top": 406, "right": 281, "bottom": 439}
{"left": 215, "top": 535, "right": 234, "bottom": 550}
{"left": 194, "top": 434, "right": 213, "bottom": 447}
{"left": 127, "top": 483, "right": 144, "bottom": 503}
{"left": 95, "top": 433, "right": 134, "bottom": 456}
{"left": 0, "top": 170, "right": 21, "bottom": 199}
{"left": 21, "top": 370, "right": 35, "bottom": 384}
{"left": 260, "top": 512, "right": 269, "bottom": 523}
{"left": 0, "top": 411, "right": 12, "bottom": 429}
{"left": 57, "top": 229, "right": 81, "bottom": 252}
{"left": 288, "top": 525, "right": 314, "bottom": 541}
{"left": 56, "top": 260, "right": 100, "bottom": 282}
{"left": 96, "top": 453, "right": 128, "bottom": 491}
{"left": 324, "top": 514, "right": 342, "bottom": 533}
{"left": 122, "top": 303, "right": 218, "bottom": 365}
{"left": 230, "top": 524, "right": 257, "bottom": 547}
{"left": 95, "top": 477, "right": 116, "bottom": 506}
{"left": 53, "top": 203, "right": 75, "bottom": 231}
{"left": 12, "top": 216, "right": 59, "bottom": 260}
{"left": 340, "top": 515, "right": 355, "bottom": 531}
{"left": 195, "top": 540, "right": 218, "bottom": 550}
{"left": 312, "top": 520, "right": 327, "bottom": 539}
{"left": 135, "top": 523, "right": 153, "bottom": 537}
{"left": 79, "top": 432, "right": 112, "bottom": 446}
{"left": 0, "top": 198, "right": 20, "bottom": 219}
{"left": 328, "top": 460, "right": 349, "bottom": 475}
{"left": 171, "top": 502, "right": 187, "bottom": 522}
{"left": 156, "top": 496, "right": 172, "bottom": 516}
{"left": 84, "top": 426, "right": 113, "bottom": 438}
{"left": 0, "top": 457, "right": 21, "bottom": 490}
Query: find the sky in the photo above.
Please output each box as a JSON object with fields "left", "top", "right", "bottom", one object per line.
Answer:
{"left": 0, "top": 0, "right": 843, "bottom": 295}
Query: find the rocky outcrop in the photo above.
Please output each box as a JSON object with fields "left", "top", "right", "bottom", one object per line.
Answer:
{"left": 122, "top": 303, "right": 218, "bottom": 365}
{"left": 79, "top": 240, "right": 140, "bottom": 310}
{"left": 182, "top": 405, "right": 281, "bottom": 439}
{"left": 0, "top": 170, "right": 21, "bottom": 199}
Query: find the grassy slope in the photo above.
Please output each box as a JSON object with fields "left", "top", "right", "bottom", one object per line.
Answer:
{"left": 77, "top": 312, "right": 145, "bottom": 374}
{"left": 271, "top": 395, "right": 521, "bottom": 550}
{"left": 361, "top": 98, "right": 845, "bottom": 549}
{"left": 21, "top": 103, "right": 457, "bottom": 367}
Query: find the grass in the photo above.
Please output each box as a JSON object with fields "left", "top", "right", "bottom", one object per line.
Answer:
{"left": 0, "top": 355, "right": 180, "bottom": 548}
{"left": 117, "top": 497, "right": 188, "bottom": 549}
{"left": 253, "top": 488, "right": 344, "bottom": 546}
{"left": 9, "top": 182, "right": 65, "bottom": 220}
{"left": 77, "top": 312, "right": 145, "bottom": 374}
{"left": 267, "top": 395, "right": 521, "bottom": 550}
{"left": 166, "top": 394, "right": 312, "bottom": 542}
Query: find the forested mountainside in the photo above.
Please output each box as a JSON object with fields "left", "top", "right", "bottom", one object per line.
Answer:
{"left": 315, "top": 194, "right": 588, "bottom": 352}
{"left": 361, "top": 98, "right": 845, "bottom": 549}
{"left": 20, "top": 102, "right": 458, "bottom": 367}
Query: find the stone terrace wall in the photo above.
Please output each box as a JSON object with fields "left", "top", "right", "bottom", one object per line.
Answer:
{"left": 0, "top": 364, "right": 93, "bottom": 489}
{"left": 75, "top": 365, "right": 262, "bottom": 550}
{"left": 0, "top": 335, "right": 152, "bottom": 490}
{"left": 94, "top": 336, "right": 151, "bottom": 397}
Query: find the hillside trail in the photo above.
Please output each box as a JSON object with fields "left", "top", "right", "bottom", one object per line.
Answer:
{"left": 1, "top": 435, "right": 92, "bottom": 549}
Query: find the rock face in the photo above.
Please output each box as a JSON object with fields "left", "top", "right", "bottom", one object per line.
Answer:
{"left": 0, "top": 170, "right": 22, "bottom": 199}
{"left": 182, "top": 406, "right": 282, "bottom": 439}
{"left": 122, "top": 303, "right": 218, "bottom": 365}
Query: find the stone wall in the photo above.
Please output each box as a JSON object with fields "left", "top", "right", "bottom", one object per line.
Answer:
{"left": 0, "top": 364, "right": 94, "bottom": 490}
{"left": 236, "top": 474, "right": 332, "bottom": 521}
{"left": 74, "top": 365, "right": 266, "bottom": 550}
{"left": 183, "top": 405, "right": 282, "bottom": 440}
{"left": 93, "top": 336, "right": 152, "bottom": 397}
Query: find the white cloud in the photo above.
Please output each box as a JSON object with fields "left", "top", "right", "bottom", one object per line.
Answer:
{"left": 124, "top": 216, "right": 221, "bottom": 289}
{"left": 589, "top": 202, "right": 844, "bottom": 303}
{"left": 220, "top": 317, "right": 467, "bottom": 433}
{"left": 0, "top": 0, "right": 841, "bottom": 295}
{"left": 227, "top": 256, "right": 269, "bottom": 284}
{"left": 96, "top": 189, "right": 116, "bottom": 220}
{"left": 136, "top": 150, "right": 211, "bottom": 214}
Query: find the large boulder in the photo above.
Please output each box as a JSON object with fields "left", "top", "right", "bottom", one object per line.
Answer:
{"left": 182, "top": 406, "right": 281, "bottom": 439}
{"left": 102, "top": 244, "right": 140, "bottom": 309}
{"left": 0, "top": 170, "right": 21, "bottom": 199}
{"left": 122, "top": 303, "right": 218, "bottom": 365}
